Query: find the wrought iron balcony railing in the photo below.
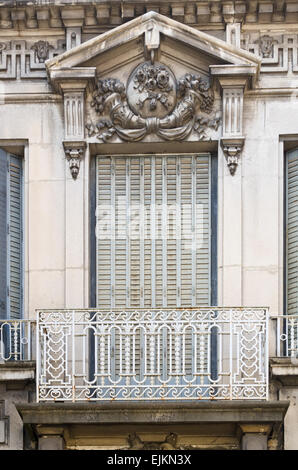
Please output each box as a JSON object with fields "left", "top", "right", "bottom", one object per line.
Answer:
{"left": 0, "top": 319, "right": 36, "bottom": 362}
{"left": 36, "top": 308, "right": 269, "bottom": 402}
{"left": 274, "top": 315, "right": 298, "bottom": 358}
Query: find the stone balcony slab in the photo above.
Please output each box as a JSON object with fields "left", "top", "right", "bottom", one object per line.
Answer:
{"left": 17, "top": 400, "right": 289, "bottom": 426}
{"left": 270, "top": 357, "right": 298, "bottom": 386}
{"left": 0, "top": 361, "right": 35, "bottom": 383}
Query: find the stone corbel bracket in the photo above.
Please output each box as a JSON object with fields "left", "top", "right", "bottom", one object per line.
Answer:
{"left": 63, "top": 140, "right": 86, "bottom": 180}
{"left": 221, "top": 137, "right": 245, "bottom": 176}
{"left": 210, "top": 65, "right": 258, "bottom": 176}
{"left": 46, "top": 67, "right": 96, "bottom": 179}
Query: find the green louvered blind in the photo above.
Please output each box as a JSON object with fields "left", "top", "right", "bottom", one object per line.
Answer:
{"left": 0, "top": 150, "right": 23, "bottom": 320}
{"left": 286, "top": 149, "right": 298, "bottom": 316}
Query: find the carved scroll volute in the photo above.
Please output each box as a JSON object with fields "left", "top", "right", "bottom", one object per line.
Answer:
{"left": 218, "top": 77, "right": 246, "bottom": 176}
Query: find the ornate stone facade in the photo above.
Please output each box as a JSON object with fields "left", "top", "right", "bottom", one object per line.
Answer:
{"left": 0, "top": 38, "right": 65, "bottom": 78}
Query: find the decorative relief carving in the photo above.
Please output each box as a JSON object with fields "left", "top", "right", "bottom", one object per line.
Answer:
{"left": 221, "top": 139, "right": 244, "bottom": 176}
{"left": 31, "top": 40, "right": 54, "bottom": 63}
{"left": 241, "top": 33, "right": 298, "bottom": 73}
{"left": 128, "top": 62, "right": 175, "bottom": 117}
{"left": 86, "top": 62, "right": 220, "bottom": 143}
{"left": 63, "top": 141, "right": 86, "bottom": 180}
{"left": 0, "top": 39, "right": 65, "bottom": 79}
{"left": 194, "top": 115, "right": 221, "bottom": 140}
{"left": 257, "top": 35, "right": 276, "bottom": 58}
{"left": 127, "top": 433, "right": 180, "bottom": 450}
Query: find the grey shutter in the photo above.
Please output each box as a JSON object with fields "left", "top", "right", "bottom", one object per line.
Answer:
{"left": 287, "top": 149, "right": 298, "bottom": 315}
{"left": 96, "top": 154, "right": 211, "bottom": 309}
{"left": 8, "top": 154, "right": 23, "bottom": 320}
{"left": 0, "top": 150, "right": 7, "bottom": 320}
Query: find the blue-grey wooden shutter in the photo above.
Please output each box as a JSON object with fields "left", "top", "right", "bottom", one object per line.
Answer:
{"left": 8, "top": 154, "right": 23, "bottom": 320}
{"left": 96, "top": 154, "right": 211, "bottom": 309}
{"left": 0, "top": 150, "right": 7, "bottom": 320}
{"left": 287, "top": 149, "right": 298, "bottom": 316}
{"left": 0, "top": 150, "right": 23, "bottom": 320}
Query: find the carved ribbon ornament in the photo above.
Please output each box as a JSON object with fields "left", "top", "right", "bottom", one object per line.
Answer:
{"left": 86, "top": 62, "right": 219, "bottom": 142}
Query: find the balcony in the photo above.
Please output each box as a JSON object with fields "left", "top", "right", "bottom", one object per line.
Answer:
{"left": 1, "top": 307, "right": 272, "bottom": 402}
{"left": 4, "top": 309, "right": 298, "bottom": 403}
{"left": 34, "top": 308, "right": 269, "bottom": 402}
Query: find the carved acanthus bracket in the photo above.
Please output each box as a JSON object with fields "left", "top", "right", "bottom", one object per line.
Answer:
{"left": 63, "top": 141, "right": 86, "bottom": 180}
{"left": 221, "top": 138, "right": 244, "bottom": 176}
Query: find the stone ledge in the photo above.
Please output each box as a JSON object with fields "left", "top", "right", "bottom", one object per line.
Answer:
{"left": 17, "top": 400, "right": 289, "bottom": 425}
{"left": 0, "top": 361, "right": 36, "bottom": 382}
{"left": 270, "top": 357, "right": 298, "bottom": 385}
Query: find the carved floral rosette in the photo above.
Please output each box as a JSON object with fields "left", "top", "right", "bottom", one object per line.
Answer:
{"left": 86, "top": 61, "right": 221, "bottom": 143}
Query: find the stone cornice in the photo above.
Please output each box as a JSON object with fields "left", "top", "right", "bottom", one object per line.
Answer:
{"left": 1, "top": 1, "right": 298, "bottom": 31}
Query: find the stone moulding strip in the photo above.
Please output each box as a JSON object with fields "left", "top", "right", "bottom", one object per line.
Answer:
{"left": 0, "top": 93, "right": 62, "bottom": 103}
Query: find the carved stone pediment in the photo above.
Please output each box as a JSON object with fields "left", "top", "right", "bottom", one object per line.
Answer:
{"left": 45, "top": 12, "right": 260, "bottom": 175}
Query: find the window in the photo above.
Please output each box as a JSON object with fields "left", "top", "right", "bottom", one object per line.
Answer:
{"left": 0, "top": 149, "right": 23, "bottom": 320}
{"left": 95, "top": 154, "right": 217, "bottom": 309}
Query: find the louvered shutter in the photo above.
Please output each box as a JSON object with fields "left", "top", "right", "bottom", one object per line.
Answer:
{"left": 0, "top": 150, "right": 7, "bottom": 320}
{"left": 287, "top": 149, "right": 298, "bottom": 316}
{"left": 96, "top": 154, "right": 211, "bottom": 309}
{"left": 8, "top": 155, "right": 23, "bottom": 320}
{"left": 0, "top": 150, "right": 23, "bottom": 321}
